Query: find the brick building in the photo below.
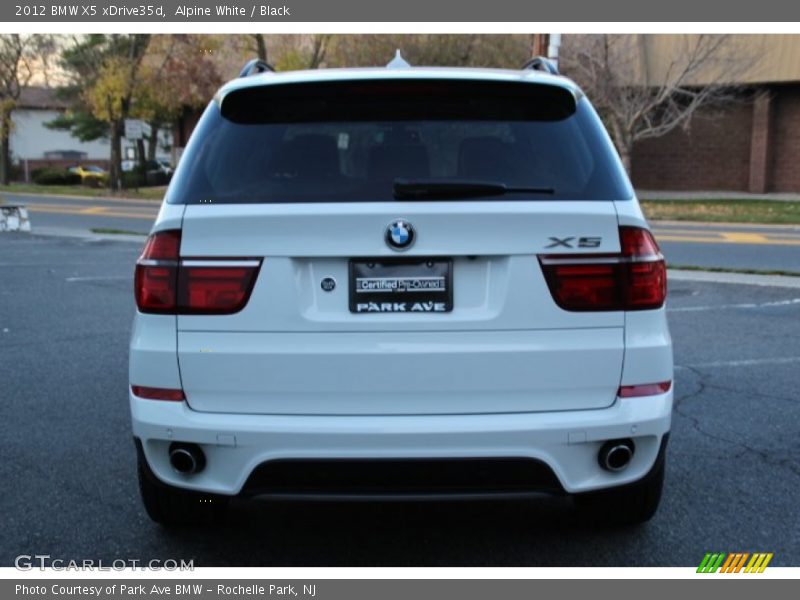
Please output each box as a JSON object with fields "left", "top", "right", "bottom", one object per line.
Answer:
{"left": 624, "top": 35, "right": 800, "bottom": 194}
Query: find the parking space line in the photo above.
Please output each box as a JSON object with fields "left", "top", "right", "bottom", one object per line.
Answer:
{"left": 720, "top": 232, "right": 771, "bottom": 243}
{"left": 655, "top": 234, "right": 728, "bottom": 243}
{"left": 65, "top": 276, "right": 130, "bottom": 282}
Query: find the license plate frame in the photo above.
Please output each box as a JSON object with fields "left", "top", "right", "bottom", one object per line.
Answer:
{"left": 349, "top": 258, "right": 453, "bottom": 314}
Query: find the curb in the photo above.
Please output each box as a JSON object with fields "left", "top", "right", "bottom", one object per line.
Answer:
{"left": 651, "top": 220, "right": 800, "bottom": 231}
{"left": 638, "top": 190, "right": 800, "bottom": 202}
{"left": 668, "top": 269, "right": 800, "bottom": 289}
{"left": 32, "top": 226, "right": 147, "bottom": 244}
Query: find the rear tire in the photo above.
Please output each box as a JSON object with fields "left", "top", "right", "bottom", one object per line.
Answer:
{"left": 573, "top": 447, "right": 666, "bottom": 526}
{"left": 137, "top": 452, "right": 229, "bottom": 528}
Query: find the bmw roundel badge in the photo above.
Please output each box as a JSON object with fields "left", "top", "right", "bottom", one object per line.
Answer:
{"left": 386, "top": 219, "right": 415, "bottom": 251}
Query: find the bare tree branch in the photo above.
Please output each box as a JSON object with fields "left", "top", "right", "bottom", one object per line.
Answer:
{"left": 561, "top": 34, "right": 757, "bottom": 173}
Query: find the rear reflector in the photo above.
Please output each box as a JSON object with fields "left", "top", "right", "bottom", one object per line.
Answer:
{"left": 134, "top": 229, "right": 261, "bottom": 315}
{"left": 131, "top": 385, "right": 186, "bottom": 401}
{"left": 618, "top": 381, "right": 672, "bottom": 398}
{"left": 538, "top": 227, "right": 667, "bottom": 311}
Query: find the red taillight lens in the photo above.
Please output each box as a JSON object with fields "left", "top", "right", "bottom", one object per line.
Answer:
{"left": 139, "top": 229, "right": 181, "bottom": 260}
{"left": 134, "top": 230, "right": 180, "bottom": 313}
{"left": 619, "top": 225, "right": 661, "bottom": 256}
{"left": 134, "top": 265, "right": 177, "bottom": 311}
{"left": 178, "top": 265, "right": 259, "bottom": 314}
{"left": 131, "top": 385, "right": 186, "bottom": 401}
{"left": 545, "top": 263, "right": 619, "bottom": 311}
{"left": 619, "top": 227, "right": 667, "bottom": 310}
{"left": 538, "top": 227, "right": 666, "bottom": 312}
{"left": 624, "top": 260, "right": 667, "bottom": 309}
{"left": 134, "top": 230, "right": 260, "bottom": 315}
{"left": 618, "top": 381, "right": 672, "bottom": 398}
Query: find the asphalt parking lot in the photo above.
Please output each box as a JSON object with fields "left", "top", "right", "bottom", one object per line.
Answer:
{"left": 1, "top": 232, "right": 798, "bottom": 567}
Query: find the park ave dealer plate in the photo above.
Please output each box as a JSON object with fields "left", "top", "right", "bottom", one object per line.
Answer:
{"left": 349, "top": 258, "right": 453, "bottom": 313}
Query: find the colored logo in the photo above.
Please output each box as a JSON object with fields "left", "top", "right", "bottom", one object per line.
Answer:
{"left": 386, "top": 220, "right": 415, "bottom": 251}
{"left": 697, "top": 552, "right": 773, "bottom": 573}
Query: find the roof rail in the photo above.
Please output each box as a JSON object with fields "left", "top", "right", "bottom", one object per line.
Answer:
{"left": 239, "top": 58, "right": 276, "bottom": 78}
{"left": 521, "top": 56, "right": 559, "bottom": 76}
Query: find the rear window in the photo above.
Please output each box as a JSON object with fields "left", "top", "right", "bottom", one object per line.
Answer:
{"left": 166, "top": 79, "right": 632, "bottom": 204}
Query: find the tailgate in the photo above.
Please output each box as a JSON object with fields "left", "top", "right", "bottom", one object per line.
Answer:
{"left": 176, "top": 201, "right": 624, "bottom": 415}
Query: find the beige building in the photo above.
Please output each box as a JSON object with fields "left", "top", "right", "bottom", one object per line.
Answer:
{"left": 612, "top": 35, "right": 800, "bottom": 193}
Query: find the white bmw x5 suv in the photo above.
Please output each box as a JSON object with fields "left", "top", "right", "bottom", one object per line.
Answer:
{"left": 130, "top": 58, "right": 672, "bottom": 527}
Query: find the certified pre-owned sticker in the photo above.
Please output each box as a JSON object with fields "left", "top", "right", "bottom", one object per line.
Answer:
{"left": 355, "top": 276, "right": 446, "bottom": 293}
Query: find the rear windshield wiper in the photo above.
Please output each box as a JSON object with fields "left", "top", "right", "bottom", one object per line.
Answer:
{"left": 393, "top": 178, "right": 554, "bottom": 200}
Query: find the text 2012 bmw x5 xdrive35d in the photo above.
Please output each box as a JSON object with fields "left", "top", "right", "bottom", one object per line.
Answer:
{"left": 130, "top": 57, "right": 672, "bottom": 527}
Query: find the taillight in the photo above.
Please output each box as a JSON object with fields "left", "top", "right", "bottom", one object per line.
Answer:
{"left": 131, "top": 385, "right": 186, "bottom": 401}
{"left": 538, "top": 227, "right": 666, "bottom": 311}
{"left": 618, "top": 381, "right": 672, "bottom": 398}
{"left": 134, "top": 230, "right": 180, "bottom": 313}
{"left": 134, "top": 230, "right": 260, "bottom": 315}
{"left": 177, "top": 262, "right": 260, "bottom": 314}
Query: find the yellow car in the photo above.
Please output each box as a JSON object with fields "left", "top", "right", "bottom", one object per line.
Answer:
{"left": 68, "top": 165, "right": 109, "bottom": 186}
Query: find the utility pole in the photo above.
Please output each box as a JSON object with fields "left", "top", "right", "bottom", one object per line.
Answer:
{"left": 531, "top": 33, "right": 550, "bottom": 57}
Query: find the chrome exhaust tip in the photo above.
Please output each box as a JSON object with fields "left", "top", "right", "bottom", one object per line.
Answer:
{"left": 168, "top": 443, "right": 205, "bottom": 475}
{"left": 598, "top": 439, "right": 635, "bottom": 472}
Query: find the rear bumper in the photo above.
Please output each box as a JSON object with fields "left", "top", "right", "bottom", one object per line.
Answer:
{"left": 131, "top": 389, "right": 672, "bottom": 497}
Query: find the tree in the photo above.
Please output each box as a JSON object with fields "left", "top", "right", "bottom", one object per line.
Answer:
{"left": 46, "top": 36, "right": 108, "bottom": 145}
{"left": 560, "top": 34, "right": 749, "bottom": 173}
{"left": 52, "top": 35, "right": 223, "bottom": 180}
{"left": 135, "top": 35, "right": 223, "bottom": 160}
{"left": 270, "top": 35, "right": 331, "bottom": 70}
{"left": 327, "top": 34, "right": 529, "bottom": 69}
{"left": 0, "top": 34, "right": 54, "bottom": 184}
{"left": 250, "top": 34, "right": 268, "bottom": 62}
{"left": 49, "top": 35, "right": 150, "bottom": 190}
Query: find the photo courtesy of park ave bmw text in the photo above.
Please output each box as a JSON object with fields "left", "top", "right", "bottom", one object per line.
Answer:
{"left": 0, "top": 0, "right": 799, "bottom": 594}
